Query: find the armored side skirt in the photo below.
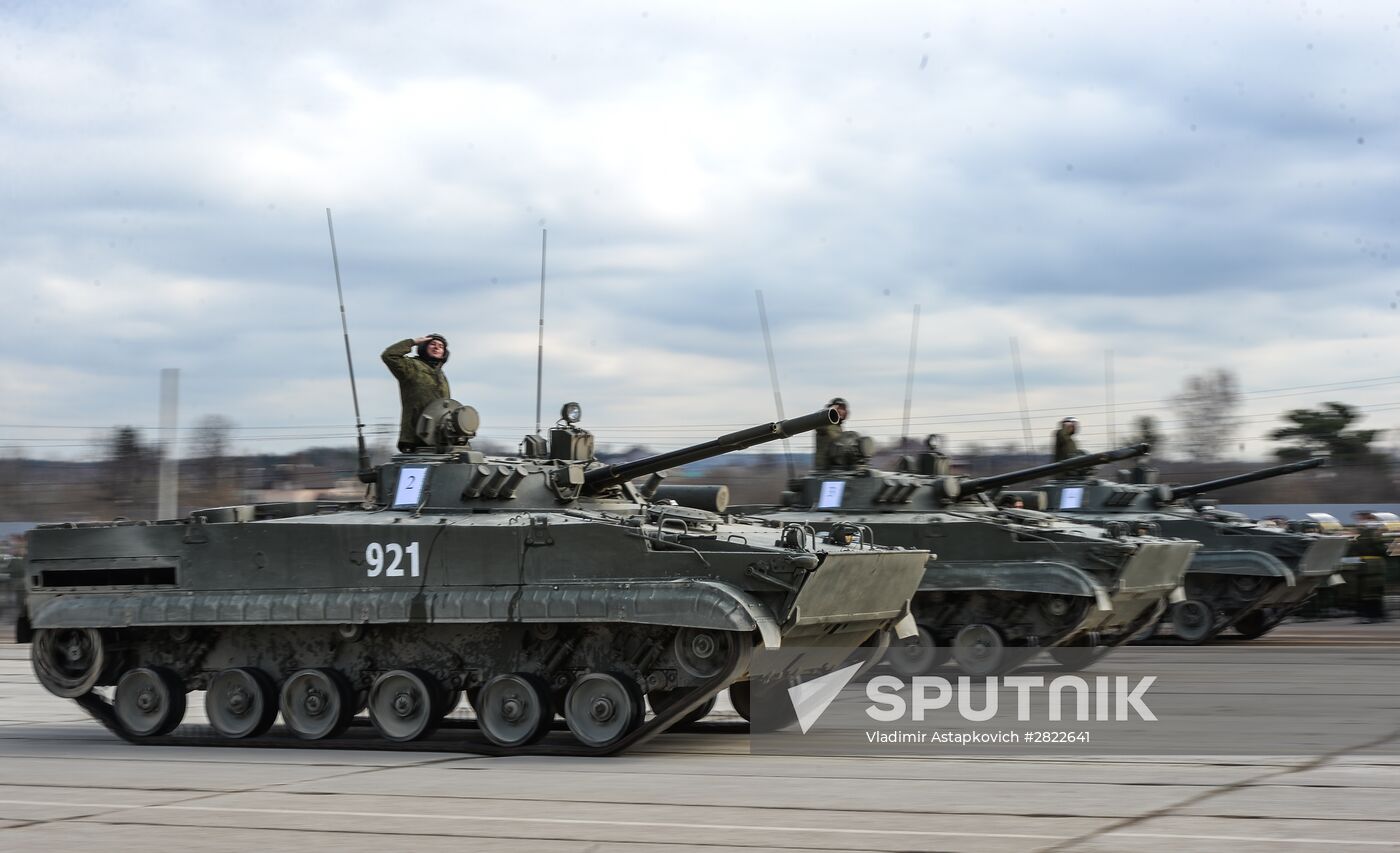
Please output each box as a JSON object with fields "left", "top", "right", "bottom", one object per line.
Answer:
{"left": 30, "top": 581, "right": 788, "bottom": 649}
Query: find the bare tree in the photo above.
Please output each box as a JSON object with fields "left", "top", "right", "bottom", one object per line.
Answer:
{"left": 188, "top": 415, "right": 237, "bottom": 506}
{"left": 190, "top": 414, "right": 234, "bottom": 461}
{"left": 1171, "top": 368, "right": 1240, "bottom": 461}
{"left": 104, "top": 426, "right": 155, "bottom": 509}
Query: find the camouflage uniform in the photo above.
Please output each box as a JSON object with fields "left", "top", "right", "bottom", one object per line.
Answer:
{"left": 1052, "top": 426, "right": 1081, "bottom": 462}
{"left": 382, "top": 338, "right": 451, "bottom": 452}
{"left": 813, "top": 397, "right": 848, "bottom": 470}
{"left": 813, "top": 421, "right": 842, "bottom": 470}
{"left": 1349, "top": 526, "right": 1390, "bottom": 622}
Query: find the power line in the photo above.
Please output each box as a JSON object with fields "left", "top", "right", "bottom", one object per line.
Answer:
{"left": 4, "top": 373, "right": 1399, "bottom": 435}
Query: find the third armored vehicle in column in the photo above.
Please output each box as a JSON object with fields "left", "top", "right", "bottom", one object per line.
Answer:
{"left": 1038, "top": 457, "right": 1348, "bottom": 642}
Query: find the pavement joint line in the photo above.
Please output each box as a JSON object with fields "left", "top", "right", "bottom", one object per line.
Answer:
{"left": 439, "top": 769, "right": 1268, "bottom": 787}
{"left": 52, "top": 818, "right": 894, "bottom": 853}
{"left": 1041, "top": 726, "right": 1400, "bottom": 853}
{"left": 0, "top": 799, "right": 1075, "bottom": 841}
{"left": 1, "top": 798, "right": 1398, "bottom": 846}
{"left": 0, "top": 782, "right": 1237, "bottom": 824}
{"left": 0, "top": 750, "right": 473, "bottom": 770}
{"left": 0, "top": 744, "right": 464, "bottom": 834}
{"left": 176, "top": 786, "right": 1202, "bottom": 821}
{"left": 1114, "top": 832, "right": 1400, "bottom": 847}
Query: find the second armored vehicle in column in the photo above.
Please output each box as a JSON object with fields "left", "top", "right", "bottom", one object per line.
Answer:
{"left": 726, "top": 438, "right": 1198, "bottom": 676}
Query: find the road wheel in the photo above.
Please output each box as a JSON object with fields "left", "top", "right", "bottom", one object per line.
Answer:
{"left": 952, "top": 623, "right": 1007, "bottom": 677}
{"left": 368, "top": 669, "right": 441, "bottom": 743}
{"left": 565, "top": 673, "right": 645, "bottom": 748}
{"left": 32, "top": 628, "right": 105, "bottom": 698}
{"left": 674, "top": 628, "right": 733, "bottom": 679}
{"left": 477, "top": 673, "right": 552, "bottom": 748}
{"left": 280, "top": 668, "right": 353, "bottom": 740}
{"left": 886, "top": 623, "right": 949, "bottom": 677}
{"left": 205, "top": 667, "right": 278, "bottom": 739}
{"left": 1171, "top": 599, "right": 1215, "bottom": 644}
{"left": 114, "top": 667, "right": 186, "bottom": 737}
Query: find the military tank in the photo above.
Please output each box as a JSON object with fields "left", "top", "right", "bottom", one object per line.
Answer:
{"left": 725, "top": 437, "right": 1198, "bottom": 677}
{"left": 22, "top": 403, "right": 929, "bottom": 754}
{"left": 1038, "top": 457, "right": 1348, "bottom": 642}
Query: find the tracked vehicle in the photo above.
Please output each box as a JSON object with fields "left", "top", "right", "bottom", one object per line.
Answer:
{"left": 1038, "top": 457, "right": 1347, "bottom": 642}
{"left": 728, "top": 439, "right": 1197, "bottom": 677}
{"left": 23, "top": 404, "right": 929, "bottom": 754}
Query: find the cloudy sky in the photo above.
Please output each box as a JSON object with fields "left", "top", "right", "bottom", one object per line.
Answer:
{"left": 2, "top": 1, "right": 1398, "bottom": 463}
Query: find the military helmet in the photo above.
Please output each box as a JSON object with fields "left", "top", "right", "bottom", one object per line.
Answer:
{"left": 415, "top": 334, "right": 450, "bottom": 366}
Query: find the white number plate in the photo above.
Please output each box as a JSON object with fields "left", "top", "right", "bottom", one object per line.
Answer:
{"left": 393, "top": 467, "right": 430, "bottom": 507}
{"left": 364, "top": 541, "right": 421, "bottom": 578}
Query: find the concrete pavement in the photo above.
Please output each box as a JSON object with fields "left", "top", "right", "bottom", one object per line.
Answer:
{"left": 0, "top": 621, "right": 1396, "bottom": 852}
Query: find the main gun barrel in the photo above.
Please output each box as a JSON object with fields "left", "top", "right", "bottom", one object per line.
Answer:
{"left": 1168, "top": 456, "right": 1325, "bottom": 502}
{"left": 960, "top": 443, "right": 1151, "bottom": 495}
{"left": 582, "top": 408, "right": 839, "bottom": 492}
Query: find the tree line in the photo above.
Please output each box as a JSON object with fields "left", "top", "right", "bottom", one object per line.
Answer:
{"left": 0, "top": 366, "right": 1392, "bottom": 523}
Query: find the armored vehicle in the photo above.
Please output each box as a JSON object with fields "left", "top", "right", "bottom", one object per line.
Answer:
{"left": 1038, "top": 458, "right": 1348, "bottom": 642}
{"left": 23, "top": 404, "right": 929, "bottom": 754}
{"left": 728, "top": 438, "right": 1198, "bottom": 677}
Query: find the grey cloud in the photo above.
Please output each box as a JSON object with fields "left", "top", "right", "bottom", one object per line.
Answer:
{"left": 4, "top": 2, "right": 1400, "bottom": 460}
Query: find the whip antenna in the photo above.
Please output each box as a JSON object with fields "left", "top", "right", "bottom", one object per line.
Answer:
{"left": 325, "top": 208, "right": 372, "bottom": 482}
{"left": 1105, "top": 348, "right": 1117, "bottom": 446}
{"left": 901, "top": 304, "right": 921, "bottom": 448}
{"left": 1010, "top": 336, "right": 1034, "bottom": 457}
{"left": 755, "top": 290, "right": 796, "bottom": 481}
{"left": 535, "top": 228, "right": 547, "bottom": 437}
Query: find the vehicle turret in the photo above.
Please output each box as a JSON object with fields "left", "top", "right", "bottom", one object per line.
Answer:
{"left": 374, "top": 402, "right": 837, "bottom": 513}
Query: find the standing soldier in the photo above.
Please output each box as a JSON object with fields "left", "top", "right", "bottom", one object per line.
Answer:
{"left": 813, "top": 397, "right": 849, "bottom": 469}
{"left": 382, "top": 334, "right": 451, "bottom": 453}
{"left": 1350, "top": 512, "right": 1391, "bottom": 623}
{"left": 1051, "top": 416, "right": 1082, "bottom": 462}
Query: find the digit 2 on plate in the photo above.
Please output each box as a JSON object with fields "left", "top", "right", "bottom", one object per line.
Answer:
{"left": 365, "top": 542, "right": 421, "bottom": 578}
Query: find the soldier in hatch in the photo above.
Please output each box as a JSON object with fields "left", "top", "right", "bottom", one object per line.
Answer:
{"left": 813, "top": 397, "right": 848, "bottom": 469}
{"left": 1051, "top": 416, "right": 1082, "bottom": 462}
{"left": 382, "top": 334, "right": 451, "bottom": 453}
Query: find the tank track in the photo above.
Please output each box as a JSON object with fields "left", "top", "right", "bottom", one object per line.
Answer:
{"left": 1132, "top": 572, "right": 1290, "bottom": 645}
{"left": 68, "top": 640, "right": 750, "bottom": 757}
